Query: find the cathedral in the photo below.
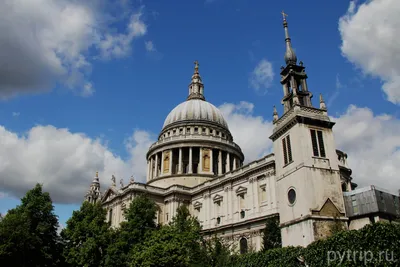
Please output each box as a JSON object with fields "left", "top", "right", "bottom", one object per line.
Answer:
{"left": 84, "top": 16, "right": 400, "bottom": 252}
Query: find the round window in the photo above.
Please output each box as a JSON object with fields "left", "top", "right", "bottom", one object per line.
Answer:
{"left": 288, "top": 188, "right": 296, "bottom": 205}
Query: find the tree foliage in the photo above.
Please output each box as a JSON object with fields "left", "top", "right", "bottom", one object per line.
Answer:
{"left": 104, "top": 194, "right": 158, "bottom": 267}
{"left": 225, "top": 222, "right": 400, "bottom": 267}
{"left": 61, "top": 201, "right": 110, "bottom": 267}
{"left": 262, "top": 216, "right": 282, "bottom": 251}
{"left": 0, "top": 183, "right": 62, "bottom": 267}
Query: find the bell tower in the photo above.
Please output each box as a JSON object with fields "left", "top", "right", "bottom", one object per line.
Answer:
{"left": 85, "top": 172, "right": 102, "bottom": 204}
{"left": 270, "top": 12, "right": 347, "bottom": 247}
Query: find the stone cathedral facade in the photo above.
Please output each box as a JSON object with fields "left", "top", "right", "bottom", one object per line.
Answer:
{"left": 84, "top": 17, "right": 396, "bottom": 251}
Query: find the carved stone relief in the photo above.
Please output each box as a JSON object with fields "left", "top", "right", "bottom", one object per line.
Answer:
{"left": 203, "top": 148, "right": 211, "bottom": 172}
{"left": 163, "top": 151, "right": 170, "bottom": 173}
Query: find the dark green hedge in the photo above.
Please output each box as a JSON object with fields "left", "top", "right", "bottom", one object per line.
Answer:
{"left": 223, "top": 222, "right": 400, "bottom": 267}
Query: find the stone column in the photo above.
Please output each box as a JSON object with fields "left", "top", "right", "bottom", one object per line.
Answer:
{"left": 147, "top": 160, "right": 150, "bottom": 181}
{"left": 155, "top": 153, "right": 159, "bottom": 178}
{"left": 199, "top": 148, "right": 203, "bottom": 174}
{"left": 226, "top": 153, "right": 230, "bottom": 172}
{"left": 233, "top": 157, "right": 237, "bottom": 171}
{"left": 189, "top": 147, "right": 193, "bottom": 174}
{"left": 160, "top": 151, "right": 164, "bottom": 177}
{"left": 149, "top": 157, "right": 153, "bottom": 180}
{"left": 169, "top": 150, "right": 173, "bottom": 175}
{"left": 218, "top": 150, "right": 222, "bottom": 175}
{"left": 178, "top": 148, "right": 182, "bottom": 174}
{"left": 210, "top": 149, "right": 213, "bottom": 174}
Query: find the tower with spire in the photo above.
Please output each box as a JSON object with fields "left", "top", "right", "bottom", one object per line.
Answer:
{"left": 187, "top": 61, "right": 205, "bottom": 101}
{"left": 85, "top": 171, "right": 102, "bottom": 204}
{"left": 279, "top": 11, "right": 313, "bottom": 113}
{"left": 270, "top": 12, "right": 347, "bottom": 247}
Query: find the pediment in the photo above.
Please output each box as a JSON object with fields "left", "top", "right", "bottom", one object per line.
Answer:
{"left": 101, "top": 187, "right": 118, "bottom": 202}
{"left": 213, "top": 194, "right": 223, "bottom": 203}
{"left": 193, "top": 201, "right": 202, "bottom": 209}
{"left": 312, "top": 198, "right": 344, "bottom": 217}
{"left": 235, "top": 186, "right": 247, "bottom": 195}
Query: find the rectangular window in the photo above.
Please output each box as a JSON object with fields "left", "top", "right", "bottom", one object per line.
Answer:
{"left": 259, "top": 185, "right": 267, "bottom": 203}
{"left": 109, "top": 209, "right": 113, "bottom": 223}
{"left": 282, "top": 135, "right": 293, "bottom": 165}
{"left": 310, "top": 129, "right": 326, "bottom": 158}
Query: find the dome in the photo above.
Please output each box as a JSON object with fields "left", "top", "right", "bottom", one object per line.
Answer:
{"left": 163, "top": 99, "right": 229, "bottom": 130}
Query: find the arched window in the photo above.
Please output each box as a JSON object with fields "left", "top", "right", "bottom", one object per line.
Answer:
{"left": 239, "top": 237, "right": 248, "bottom": 254}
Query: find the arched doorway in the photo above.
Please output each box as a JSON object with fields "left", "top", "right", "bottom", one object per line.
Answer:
{"left": 239, "top": 237, "right": 248, "bottom": 254}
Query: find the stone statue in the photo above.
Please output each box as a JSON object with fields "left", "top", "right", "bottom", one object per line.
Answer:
{"left": 130, "top": 175, "right": 135, "bottom": 184}
{"left": 111, "top": 175, "right": 116, "bottom": 186}
{"left": 120, "top": 178, "right": 124, "bottom": 188}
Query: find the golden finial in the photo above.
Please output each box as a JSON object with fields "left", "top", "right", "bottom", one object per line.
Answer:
{"left": 194, "top": 60, "right": 199, "bottom": 74}
{"left": 95, "top": 171, "right": 98, "bottom": 178}
{"left": 281, "top": 10, "right": 288, "bottom": 21}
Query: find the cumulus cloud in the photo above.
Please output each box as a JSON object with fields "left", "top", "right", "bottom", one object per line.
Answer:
{"left": 1, "top": 102, "right": 398, "bottom": 204}
{"left": 332, "top": 105, "right": 400, "bottom": 193}
{"left": 219, "top": 101, "right": 274, "bottom": 162}
{"left": 339, "top": 0, "right": 400, "bottom": 104}
{"left": 249, "top": 59, "right": 274, "bottom": 94}
{"left": 0, "top": 0, "right": 147, "bottom": 99}
{"left": 0, "top": 125, "right": 151, "bottom": 203}
{"left": 125, "top": 130, "right": 157, "bottom": 182}
{"left": 145, "top": 41, "right": 156, "bottom": 52}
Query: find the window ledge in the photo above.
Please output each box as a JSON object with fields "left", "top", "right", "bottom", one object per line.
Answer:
{"left": 283, "top": 161, "right": 294, "bottom": 168}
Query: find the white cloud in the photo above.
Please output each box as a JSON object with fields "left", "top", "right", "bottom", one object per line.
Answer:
{"left": 332, "top": 105, "right": 400, "bottom": 193}
{"left": 249, "top": 59, "right": 274, "bottom": 93}
{"left": 2, "top": 102, "right": 399, "bottom": 204}
{"left": 0, "top": 0, "right": 147, "bottom": 99}
{"left": 219, "top": 101, "right": 274, "bottom": 162}
{"left": 125, "top": 130, "right": 156, "bottom": 182}
{"left": 0, "top": 125, "right": 151, "bottom": 203}
{"left": 145, "top": 41, "right": 156, "bottom": 52}
{"left": 339, "top": 0, "right": 400, "bottom": 104}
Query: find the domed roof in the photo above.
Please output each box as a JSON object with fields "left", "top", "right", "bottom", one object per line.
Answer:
{"left": 163, "top": 99, "right": 229, "bottom": 130}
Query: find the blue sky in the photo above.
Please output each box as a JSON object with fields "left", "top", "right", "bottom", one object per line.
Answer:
{"left": 0, "top": 0, "right": 399, "bottom": 227}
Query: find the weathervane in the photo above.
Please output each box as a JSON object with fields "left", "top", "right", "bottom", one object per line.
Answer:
{"left": 281, "top": 10, "right": 288, "bottom": 21}
{"left": 194, "top": 60, "right": 199, "bottom": 73}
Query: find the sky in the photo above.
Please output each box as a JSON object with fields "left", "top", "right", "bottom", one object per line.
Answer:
{"left": 0, "top": 0, "right": 399, "bottom": 227}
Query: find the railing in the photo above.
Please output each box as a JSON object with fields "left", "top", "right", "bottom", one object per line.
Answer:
{"left": 149, "top": 134, "right": 242, "bottom": 151}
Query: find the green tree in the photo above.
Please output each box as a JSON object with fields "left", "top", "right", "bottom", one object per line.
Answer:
{"left": 129, "top": 204, "right": 206, "bottom": 267}
{"left": 200, "top": 235, "right": 236, "bottom": 267}
{"left": 130, "top": 225, "right": 191, "bottom": 267}
{"left": 0, "top": 183, "right": 62, "bottom": 267}
{"left": 262, "top": 216, "right": 282, "bottom": 251}
{"left": 61, "top": 201, "right": 110, "bottom": 267}
{"left": 104, "top": 194, "right": 158, "bottom": 267}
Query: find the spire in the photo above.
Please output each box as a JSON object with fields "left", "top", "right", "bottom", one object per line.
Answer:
{"left": 319, "top": 94, "right": 327, "bottom": 110}
{"left": 282, "top": 11, "right": 297, "bottom": 65}
{"left": 273, "top": 106, "right": 279, "bottom": 123}
{"left": 93, "top": 171, "right": 99, "bottom": 184}
{"left": 187, "top": 60, "right": 205, "bottom": 101}
{"left": 85, "top": 171, "right": 101, "bottom": 204}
